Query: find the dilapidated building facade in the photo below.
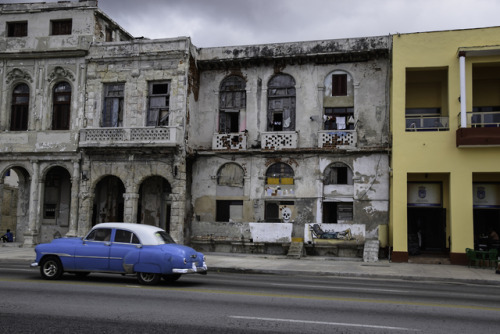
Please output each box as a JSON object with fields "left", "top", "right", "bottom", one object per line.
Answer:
{"left": 0, "top": 1, "right": 390, "bottom": 259}
{"left": 188, "top": 40, "right": 391, "bottom": 257}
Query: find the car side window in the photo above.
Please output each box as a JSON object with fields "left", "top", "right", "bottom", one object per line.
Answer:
{"left": 86, "top": 228, "right": 111, "bottom": 242}
{"left": 114, "top": 229, "right": 140, "bottom": 244}
{"left": 114, "top": 229, "right": 132, "bottom": 243}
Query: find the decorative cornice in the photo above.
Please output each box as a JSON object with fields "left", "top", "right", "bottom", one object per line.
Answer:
{"left": 6, "top": 68, "right": 33, "bottom": 84}
{"left": 47, "top": 66, "right": 75, "bottom": 82}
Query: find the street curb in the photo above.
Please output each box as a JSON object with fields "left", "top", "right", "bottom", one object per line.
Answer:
{"left": 209, "top": 266, "right": 500, "bottom": 286}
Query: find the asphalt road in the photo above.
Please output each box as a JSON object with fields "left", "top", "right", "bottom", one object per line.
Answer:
{"left": 1, "top": 262, "right": 500, "bottom": 333}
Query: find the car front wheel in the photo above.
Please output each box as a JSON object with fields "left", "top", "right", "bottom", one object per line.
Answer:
{"left": 137, "top": 272, "right": 161, "bottom": 285}
{"left": 40, "top": 256, "right": 63, "bottom": 280}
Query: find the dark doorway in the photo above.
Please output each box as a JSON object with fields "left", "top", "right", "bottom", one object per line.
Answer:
{"left": 407, "top": 207, "right": 446, "bottom": 254}
{"left": 473, "top": 209, "right": 500, "bottom": 250}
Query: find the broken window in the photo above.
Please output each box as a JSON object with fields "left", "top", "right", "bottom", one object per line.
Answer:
{"left": 52, "top": 82, "right": 71, "bottom": 130}
{"left": 102, "top": 83, "right": 124, "bottom": 127}
{"left": 332, "top": 74, "right": 348, "bottom": 96}
{"left": 216, "top": 200, "right": 243, "bottom": 222}
{"left": 10, "top": 83, "right": 29, "bottom": 131}
{"left": 7, "top": 21, "right": 27, "bottom": 37}
{"left": 105, "top": 28, "right": 113, "bottom": 42}
{"left": 324, "top": 107, "right": 354, "bottom": 130}
{"left": 147, "top": 81, "right": 170, "bottom": 126}
{"left": 51, "top": 19, "right": 72, "bottom": 35}
{"left": 267, "top": 74, "right": 296, "bottom": 131}
{"left": 324, "top": 163, "right": 353, "bottom": 185}
{"left": 323, "top": 202, "right": 353, "bottom": 223}
{"left": 266, "top": 163, "right": 294, "bottom": 185}
{"left": 219, "top": 75, "right": 246, "bottom": 133}
{"left": 217, "top": 163, "right": 244, "bottom": 187}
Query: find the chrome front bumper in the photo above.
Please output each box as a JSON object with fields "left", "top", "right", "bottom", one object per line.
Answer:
{"left": 172, "top": 261, "right": 208, "bottom": 274}
{"left": 30, "top": 262, "right": 38, "bottom": 268}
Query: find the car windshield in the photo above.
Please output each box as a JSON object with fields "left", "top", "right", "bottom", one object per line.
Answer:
{"left": 154, "top": 231, "right": 176, "bottom": 244}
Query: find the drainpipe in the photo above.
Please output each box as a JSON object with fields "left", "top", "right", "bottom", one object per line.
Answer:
{"left": 459, "top": 51, "right": 467, "bottom": 128}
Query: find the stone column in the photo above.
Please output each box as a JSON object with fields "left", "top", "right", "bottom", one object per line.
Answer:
{"left": 0, "top": 180, "right": 4, "bottom": 229}
{"left": 124, "top": 192, "right": 139, "bottom": 224}
{"left": 78, "top": 193, "right": 93, "bottom": 237}
{"left": 24, "top": 160, "right": 40, "bottom": 246}
{"left": 66, "top": 161, "right": 81, "bottom": 237}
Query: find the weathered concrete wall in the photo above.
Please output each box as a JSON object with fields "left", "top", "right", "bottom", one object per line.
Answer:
{"left": 79, "top": 38, "right": 191, "bottom": 243}
{"left": 188, "top": 37, "right": 391, "bottom": 257}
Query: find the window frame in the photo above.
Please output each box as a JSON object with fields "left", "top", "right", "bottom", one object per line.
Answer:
{"left": 266, "top": 163, "right": 294, "bottom": 185}
{"left": 332, "top": 74, "right": 348, "bottom": 96}
{"left": 219, "top": 76, "right": 246, "bottom": 133}
{"left": 7, "top": 21, "right": 28, "bottom": 37}
{"left": 324, "top": 163, "right": 353, "bottom": 185}
{"left": 10, "top": 83, "right": 30, "bottom": 131}
{"left": 52, "top": 81, "right": 72, "bottom": 130}
{"left": 51, "top": 19, "right": 72, "bottom": 36}
{"left": 216, "top": 200, "right": 243, "bottom": 222}
{"left": 147, "top": 81, "right": 170, "bottom": 126}
{"left": 102, "top": 83, "right": 125, "bottom": 127}
{"left": 267, "top": 74, "right": 296, "bottom": 132}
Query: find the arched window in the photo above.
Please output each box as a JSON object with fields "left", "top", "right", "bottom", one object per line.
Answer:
{"left": 324, "top": 162, "right": 353, "bottom": 185}
{"left": 267, "top": 74, "right": 296, "bottom": 131}
{"left": 217, "top": 163, "right": 244, "bottom": 187}
{"left": 219, "top": 76, "right": 246, "bottom": 133}
{"left": 52, "top": 82, "right": 71, "bottom": 130}
{"left": 266, "top": 163, "right": 294, "bottom": 185}
{"left": 10, "top": 83, "right": 29, "bottom": 131}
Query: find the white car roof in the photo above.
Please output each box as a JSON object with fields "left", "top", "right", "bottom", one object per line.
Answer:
{"left": 92, "top": 222, "right": 166, "bottom": 246}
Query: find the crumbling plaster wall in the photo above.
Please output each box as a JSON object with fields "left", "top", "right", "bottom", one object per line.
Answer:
{"left": 188, "top": 37, "right": 390, "bottom": 251}
{"left": 191, "top": 40, "right": 390, "bottom": 150}
{"left": 79, "top": 38, "right": 192, "bottom": 243}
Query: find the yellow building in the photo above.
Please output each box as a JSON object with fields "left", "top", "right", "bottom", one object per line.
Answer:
{"left": 391, "top": 27, "right": 500, "bottom": 264}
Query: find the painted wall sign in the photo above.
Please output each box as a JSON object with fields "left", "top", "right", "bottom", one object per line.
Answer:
{"left": 407, "top": 183, "right": 441, "bottom": 207}
{"left": 473, "top": 183, "right": 500, "bottom": 208}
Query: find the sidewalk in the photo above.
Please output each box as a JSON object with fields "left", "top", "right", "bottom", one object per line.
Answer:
{"left": 3, "top": 244, "right": 500, "bottom": 286}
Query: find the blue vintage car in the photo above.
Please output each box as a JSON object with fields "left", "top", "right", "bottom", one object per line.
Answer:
{"left": 31, "top": 223, "right": 207, "bottom": 285}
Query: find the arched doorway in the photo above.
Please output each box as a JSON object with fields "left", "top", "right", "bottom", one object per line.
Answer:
{"left": 92, "top": 176, "right": 125, "bottom": 226}
{"left": 1, "top": 167, "right": 29, "bottom": 244}
{"left": 138, "top": 176, "right": 171, "bottom": 231}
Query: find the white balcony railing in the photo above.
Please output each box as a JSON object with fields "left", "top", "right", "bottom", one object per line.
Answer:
{"left": 212, "top": 132, "right": 247, "bottom": 150}
{"left": 318, "top": 130, "right": 356, "bottom": 148}
{"left": 459, "top": 111, "right": 500, "bottom": 128}
{"left": 79, "top": 127, "right": 180, "bottom": 147}
{"left": 406, "top": 116, "right": 449, "bottom": 131}
{"left": 261, "top": 131, "right": 298, "bottom": 150}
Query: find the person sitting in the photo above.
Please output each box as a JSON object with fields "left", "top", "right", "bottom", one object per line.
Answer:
{"left": 1, "top": 229, "right": 13, "bottom": 243}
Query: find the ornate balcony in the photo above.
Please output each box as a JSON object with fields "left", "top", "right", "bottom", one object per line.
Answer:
{"left": 318, "top": 130, "right": 356, "bottom": 149}
{"left": 212, "top": 132, "right": 247, "bottom": 150}
{"left": 79, "top": 127, "right": 180, "bottom": 148}
{"left": 261, "top": 131, "right": 298, "bottom": 150}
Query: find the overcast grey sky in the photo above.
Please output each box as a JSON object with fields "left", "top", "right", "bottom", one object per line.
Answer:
{"left": 3, "top": 0, "right": 500, "bottom": 47}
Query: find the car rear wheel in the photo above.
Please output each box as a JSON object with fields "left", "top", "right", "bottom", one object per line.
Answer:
{"left": 40, "top": 256, "right": 63, "bottom": 280}
{"left": 162, "top": 274, "right": 181, "bottom": 282}
{"left": 137, "top": 272, "right": 161, "bottom": 285}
